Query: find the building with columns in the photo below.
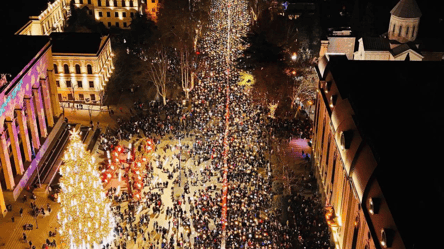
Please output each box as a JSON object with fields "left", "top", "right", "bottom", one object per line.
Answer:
{"left": 15, "top": 0, "right": 70, "bottom": 36}
{"left": 0, "top": 35, "right": 62, "bottom": 216}
{"left": 320, "top": 0, "right": 444, "bottom": 61}
{"left": 51, "top": 32, "right": 114, "bottom": 105}
{"left": 313, "top": 55, "right": 444, "bottom": 249}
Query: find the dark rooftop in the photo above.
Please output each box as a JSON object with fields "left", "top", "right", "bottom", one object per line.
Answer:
{"left": 51, "top": 33, "right": 105, "bottom": 54}
{"left": 362, "top": 37, "right": 391, "bottom": 51}
{"left": 328, "top": 55, "right": 444, "bottom": 248}
{"left": 0, "top": 35, "right": 50, "bottom": 80}
{"left": 390, "top": 42, "right": 421, "bottom": 56}
{"left": 390, "top": 0, "right": 422, "bottom": 18}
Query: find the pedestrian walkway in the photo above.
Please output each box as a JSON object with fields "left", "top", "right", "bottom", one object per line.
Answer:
{"left": 0, "top": 190, "right": 60, "bottom": 249}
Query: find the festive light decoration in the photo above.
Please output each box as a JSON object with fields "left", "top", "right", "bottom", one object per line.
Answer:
{"left": 58, "top": 129, "right": 114, "bottom": 249}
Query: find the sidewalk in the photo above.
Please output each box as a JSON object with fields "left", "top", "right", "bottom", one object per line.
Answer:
{"left": 0, "top": 190, "right": 61, "bottom": 249}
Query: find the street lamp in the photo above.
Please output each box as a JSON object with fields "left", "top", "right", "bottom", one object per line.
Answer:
{"left": 291, "top": 52, "right": 297, "bottom": 61}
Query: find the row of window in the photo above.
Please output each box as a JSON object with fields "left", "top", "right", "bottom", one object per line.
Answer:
{"left": 107, "top": 21, "right": 128, "bottom": 28}
{"left": 59, "top": 93, "right": 96, "bottom": 101}
{"left": 99, "top": 11, "right": 134, "bottom": 18}
{"left": 392, "top": 23, "right": 416, "bottom": 38}
{"left": 56, "top": 80, "right": 95, "bottom": 89}
{"left": 54, "top": 64, "right": 93, "bottom": 74}
{"left": 97, "top": 0, "right": 135, "bottom": 7}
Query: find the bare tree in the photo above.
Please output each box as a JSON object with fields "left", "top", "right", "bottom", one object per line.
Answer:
{"left": 146, "top": 44, "right": 170, "bottom": 106}
{"left": 68, "top": 82, "right": 78, "bottom": 110}
{"left": 178, "top": 47, "right": 193, "bottom": 100}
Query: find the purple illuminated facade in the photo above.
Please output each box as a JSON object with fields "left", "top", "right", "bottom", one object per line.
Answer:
{"left": 0, "top": 38, "right": 61, "bottom": 216}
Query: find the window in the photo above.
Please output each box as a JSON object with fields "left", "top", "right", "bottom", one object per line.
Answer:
{"left": 122, "top": 0, "right": 126, "bottom": 7}
{"left": 123, "top": 22, "right": 127, "bottom": 27}
{"left": 98, "top": 0, "right": 102, "bottom": 6}
{"left": 56, "top": 81, "right": 60, "bottom": 87}
{"left": 107, "top": 12, "right": 111, "bottom": 17}
{"left": 79, "top": 0, "right": 83, "bottom": 4}
{"left": 66, "top": 81, "right": 72, "bottom": 88}
{"left": 90, "top": 94, "right": 96, "bottom": 101}
{"left": 392, "top": 24, "right": 395, "bottom": 33}
{"left": 406, "top": 26, "right": 409, "bottom": 36}
{"left": 79, "top": 94, "right": 84, "bottom": 100}
{"left": 108, "top": 22, "right": 111, "bottom": 27}
{"left": 58, "top": 94, "right": 62, "bottom": 102}
{"left": 106, "top": 0, "right": 110, "bottom": 7}
{"left": 122, "top": 12, "right": 126, "bottom": 17}
{"left": 152, "top": 0, "right": 155, "bottom": 3}
{"left": 88, "top": 0, "right": 91, "bottom": 4}
{"left": 398, "top": 25, "right": 402, "bottom": 36}
{"left": 63, "top": 64, "right": 69, "bottom": 74}
{"left": 412, "top": 26, "right": 416, "bottom": 38}
{"left": 340, "top": 130, "right": 353, "bottom": 150}
{"left": 78, "top": 81, "right": 83, "bottom": 88}
{"left": 152, "top": 8, "right": 155, "bottom": 12}
{"left": 68, "top": 94, "right": 73, "bottom": 100}
{"left": 99, "top": 11, "right": 103, "bottom": 17}
{"left": 75, "top": 64, "right": 81, "bottom": 74}
{"left": 87, "top": 65, "right": 93, "bottom": 74}
{"left": 129, "top": 0, "right": 133, "bottom": 7}
{"left": 89, "top": 81, "right": 95, "bottom": 88}
{"left": 130, "top": 12, "right": 134, "bottom": 18}
{"left": 116, "top": 22, "right": 119, "bottom": 27}
{"left": 115, "top": 12, "right": 119, "bottom": 17}
{"left": 54, "top": 64, "right": 58, "bottom": 74}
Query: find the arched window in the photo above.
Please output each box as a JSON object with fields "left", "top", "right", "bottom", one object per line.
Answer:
{"left": 106, "top": 0, "right": 110, "bottom": 7}
{"left": 64, "top": 64, "right": 70, "bottom": 74}
{"left": 122, "top": 0, "right": 126, "bottom": 7}
{"left": 412, "top": 25, "right": 416, "bottom": 38}
{"left": 75, "top": 64, "right": 81, "bottom": 74}
{"left": 398, "top": 25, "right": 402, "bottom": 36}
{"left": 87, "top": 65, "right": 93, "bottom": 74}
{"left": 406, "top": 26, "right": 410, "bottom": 36}
{"left": 54, "top": 64, "right": 58, "bottom": 74}
{"left": 392, "top": 24, "right": 396, "bottom": 33}
{"left": 129, "top": 0, "right": 133, "bottom": 7}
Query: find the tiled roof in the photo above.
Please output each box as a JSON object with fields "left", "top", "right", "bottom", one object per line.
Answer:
{"left": 390, "top": 0, "right": 422, "bottom": 18}
{"left": 390, "top": 42, "right": 421, "bottom": 56}
{"left": 362, "top": 37, "right": 391, "bottom": 51}
{"left": 51, "top": 33, "right": 105, "bottom": 54}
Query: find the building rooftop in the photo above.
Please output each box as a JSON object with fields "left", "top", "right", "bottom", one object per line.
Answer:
{"left": 362, "top": 37, "right": 391, "bottom": 51}
{"left": 50, "top": 33, "right": 106, "bottom": 54}
{"left": 327, "top": 55, "right": 444, "bottom": 248}
{"left": 390, "top": 0, "right": 422, "bottom": 18}
{"left": 0, "top": 35, "right": 50, "bottom": 83}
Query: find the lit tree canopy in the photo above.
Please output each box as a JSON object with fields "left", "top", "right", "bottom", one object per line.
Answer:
{"left": 58, "top": 130, "right": 114, "bottom": 248}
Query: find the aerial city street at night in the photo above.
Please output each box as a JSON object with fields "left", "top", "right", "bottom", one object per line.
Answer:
{"left": 1, "top": 0, "right": 444, "bottom": 248}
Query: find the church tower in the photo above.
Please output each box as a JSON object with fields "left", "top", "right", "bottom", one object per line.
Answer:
{"left": 388, "top": 0, "right": 422, "bottom": 43}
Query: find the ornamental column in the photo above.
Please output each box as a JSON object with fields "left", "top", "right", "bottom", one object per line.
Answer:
{"left": 0, "top": 132, "right": 15, "bottom": 190}
{"left": 15, "top": 109, "right": 32, "bottom": 162}
{"left": 40, "top": 78, "right": 54, "bottom": 127}
{"left": 24, "top": 97, "right": 41, "bottom": 150}
{"left": 5, "top": 120, "right": 24, "bottom": 175}
{"left": 32, "top": 86, "right": 48, "bottom": 138}
{"left": 0, "top": 184, "right": 6, "bottom": 217}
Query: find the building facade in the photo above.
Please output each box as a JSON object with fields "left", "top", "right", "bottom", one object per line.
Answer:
{"left": 0, "top": 36, "right": 62, "bottom": 216}
{"left": 15, "top": 0, "right": 70, "bottom": 36}
{"left": 72, "top": 0, "right": 145, "bottom": 28}
{"left": 313, "top": 55, "right": 444, "bottom": 249}
{"left": 51, "top": 33, "right": 114, "bottom": 105}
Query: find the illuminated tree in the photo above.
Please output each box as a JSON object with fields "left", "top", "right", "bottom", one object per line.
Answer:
{"left": 145, "top": 44, "right": 170, "bottom": 105}
{"left": 58, "top": 130, "right": 114, "bottom": 248}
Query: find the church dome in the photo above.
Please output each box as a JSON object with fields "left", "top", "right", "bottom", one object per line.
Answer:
{"left": 390, "top": 0, "right": 422, "bottom": 18}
